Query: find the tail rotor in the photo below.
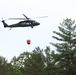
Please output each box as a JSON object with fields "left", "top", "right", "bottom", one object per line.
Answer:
{"left": 1, "top": 18, "right": 8, "bottom": 27}
{"left": 1, "top": 18, "right": 7, "bottom": 22}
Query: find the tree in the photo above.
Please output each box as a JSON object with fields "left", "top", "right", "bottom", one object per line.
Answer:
{"left": 10, "top": 47, "right": 57, "bottom": 75}
{"left": 44, "top": 47, "right": 57, "bottom": 75}
{"left": 10, "top": 52, "right": 30, "bottom": 75}
{"left": 24, "top": 47, "right": 45, "bottom": 75}
{"left": 23, "top": 47, "right": 56, "bottom": 75}
{"left": 51, "top": 18, "right": 76, "bottom": 75}
{"left": 10, "top": 47, "right": 56, "bottom": 75}
{"left": 0, "top": 56, "right": 10, "bottom": 75}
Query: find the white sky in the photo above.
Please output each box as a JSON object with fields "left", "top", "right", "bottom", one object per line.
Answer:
{"left": 0, "top": 0, "right": 76, "bottom": 61}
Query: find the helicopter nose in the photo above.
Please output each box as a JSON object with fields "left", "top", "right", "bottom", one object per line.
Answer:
{"left": 37, "top": 22, "right": 40, "bottom": 25}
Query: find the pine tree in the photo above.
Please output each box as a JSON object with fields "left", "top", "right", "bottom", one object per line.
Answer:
{"left": 51, "top": 18, "right": 76, "bottom": 75}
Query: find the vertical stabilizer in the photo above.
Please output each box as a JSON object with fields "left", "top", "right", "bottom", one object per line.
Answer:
{"left": 2, "top": 20, "right": 8, "bottom": 27}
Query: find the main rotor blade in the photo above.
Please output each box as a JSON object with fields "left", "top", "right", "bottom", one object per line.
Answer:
{"left": 22, "top": 14, "right": 29, "bottom": 19}
{"left": 31, "top": 16, "right": 48, "bottom": 19}
{"left": 8, "top": 18, "right": 26, "bottom": 20}
{"left": 8, "top": 16, "right": 48, "bottom": 20}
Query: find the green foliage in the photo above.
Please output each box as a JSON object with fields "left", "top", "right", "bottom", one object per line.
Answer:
{"left": 51, "top": 18, "right": 76, "bottom": 75}
{"left": 23, "top": 47, "right": 45, "bottom": 75}
{"left": 8, "top": 46, "right": 56, "bottom": 75}
{"left": 44, "top": 47, "right": 57, "bottom": 75}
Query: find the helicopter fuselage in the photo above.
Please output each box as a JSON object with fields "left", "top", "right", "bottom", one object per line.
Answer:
{"left": 2, "top": 20, "right": 40, "bottom": 28}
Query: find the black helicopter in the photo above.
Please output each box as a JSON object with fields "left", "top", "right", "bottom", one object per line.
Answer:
{"left": 1, "top": 14, "right": 47, "bottom": 29}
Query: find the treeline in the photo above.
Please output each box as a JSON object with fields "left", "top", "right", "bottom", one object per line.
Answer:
{"left": 0, "top": 18, "right": 76, "bottom": 75}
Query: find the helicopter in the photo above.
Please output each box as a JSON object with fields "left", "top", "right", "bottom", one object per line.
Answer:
{"left": 1, "top": 14, "right": 47, "bottom": 29}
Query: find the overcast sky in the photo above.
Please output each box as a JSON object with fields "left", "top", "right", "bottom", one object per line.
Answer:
{"left": 0, "top": 0, "right": 76, "bottom": 61}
